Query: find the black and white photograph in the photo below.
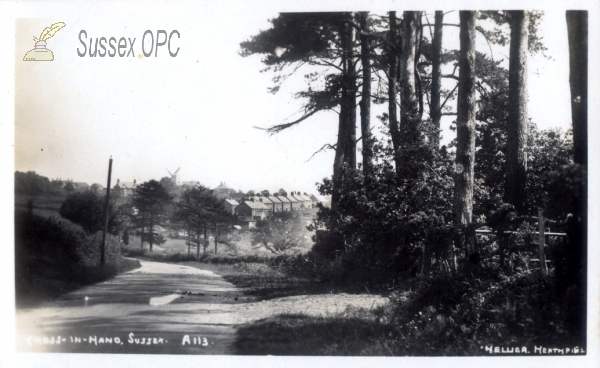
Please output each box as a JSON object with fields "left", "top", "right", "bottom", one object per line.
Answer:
{"left": 3, "top": 0, "right": 599, "bottom": 367}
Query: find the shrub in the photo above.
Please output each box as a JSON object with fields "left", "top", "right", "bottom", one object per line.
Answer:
{"left": 15, "top": 209, "right": 139, "bottom": 307}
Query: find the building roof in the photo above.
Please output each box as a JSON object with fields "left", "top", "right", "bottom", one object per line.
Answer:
{"left": 258, "top": 196, "right": 273, "bottom": 204}
{"left": 120, "top": 182, "right": 136, "bottom": 189}
{"left": 241, "top": 201, "right": 268, "bottom": 210}
{"left": 75, "top": 182, "right": 89, "bottom": 187}
{"left": 268, "top": 195, "right": 282, "bottom": 203}
{"left": 238, "top": 215, "right": 256, "bottom": 223}
{"left": 292, "top": 194, "right": 305, "bottom": 202}
{"left": 309, "top": 194, "right": 320, "bottom": 202}
{"left": 181, "top": 181, "right": 201, "bottom": 186}
{"left": 215, "top": 182, "right": 232, "bottom": 190}
{"left": 285, "top": 195, "right": 299, "bottom": 203}
{"left": 277, "top": 195, "right": 291, "bottom": 203}
{"left": 92, "top": 183, "right": 104, "bottom": 189}
{"left": 299, "top": 194, "right": 313, "bottom": 202}
{"left": 224, "top": 199, "right": 239, "bottom": 206}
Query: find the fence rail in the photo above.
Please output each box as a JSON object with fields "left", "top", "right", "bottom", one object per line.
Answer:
{"left": 475, "top": 229, "right": 566, "bottom": 237}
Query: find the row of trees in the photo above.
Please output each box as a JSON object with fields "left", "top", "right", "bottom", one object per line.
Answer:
{"left": 243, "top": 10, "right": 587, "bottom": 341}
{"left": 59, "top": 179, "right": 233, "bottom": 256}
{"left": 242, "top": 9, "right": 586, "bottom": 267}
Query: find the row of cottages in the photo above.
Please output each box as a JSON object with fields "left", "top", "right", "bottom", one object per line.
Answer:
{"left": 113, "top": 179, "right": 137, "bottom": 197}
{"left": 180, "top": 181, "right": 202, "bottom": 188}
{"left": 228, "top": 191, "right": 319, "bottom": 228}
{"left": 53, "top": 179, "right": 91, "bottom": 191}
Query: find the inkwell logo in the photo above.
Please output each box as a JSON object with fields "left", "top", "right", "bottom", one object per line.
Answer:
{"left": 23, "top": 22, "right": 66, "bottom": 61}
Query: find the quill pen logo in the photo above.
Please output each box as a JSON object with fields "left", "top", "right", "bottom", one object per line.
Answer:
{"left": 23, "top": 22, "right": 66, "bottom": 61}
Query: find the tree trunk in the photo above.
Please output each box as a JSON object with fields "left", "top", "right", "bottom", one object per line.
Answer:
{"left": 140, "top": 223, "right": 145, "bottom": 250}
{"left": 332, "top": 13, "right": 356, "bottom": 209}
{"left": 454, "top": 11, "right": 478, "bottom": 260}
{"left": 396, "top": 11, "right": 422, "bottom": 180}
{"left": 400, "top": 11, "right": 420, "bottom": 138}
{"left": 214, "top": 225, "right": 218, "bottom": 254}
{"left": 344, "top": 15, "right": 357, "bottom": 171}
{"left": 358, "top": 12, "right": 373, "bottom": 176}
{"left": 149, "top": 214, "right": 154, "bottom": 251}
{"left": 566, "top": 9, "right": 587, "bottom": 344}
{"left": 567, "top": 11, "right": 587, "bottom": 167}
{"left": 197, "top": 228, "right": 201, "bottom": 257}
{"left": 430, "top": 11, "right": 444, "bottom": 148}
{"left": 504, "top": 11, "right": 530, "bottom": 214}
{"left": 387, "top": 11, "right": 401, "bottom": 174}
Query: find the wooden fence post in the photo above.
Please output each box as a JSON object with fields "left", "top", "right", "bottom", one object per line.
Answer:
{"left": 538, "top": 208, "right": 548, "bottom": 276}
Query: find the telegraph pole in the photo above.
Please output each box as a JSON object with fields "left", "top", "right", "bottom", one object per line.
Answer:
{"left": 101, "top": 156, "right": 113, "bottom": 265}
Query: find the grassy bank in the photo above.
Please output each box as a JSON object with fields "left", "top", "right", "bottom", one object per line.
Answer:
{"left": 15, "top": 210, "right": 141, "bottom": 308}
{"left": 122, "top": 245, "right": 357, "bottom": 300}
{"left": 120, "top": 235, "right": 581, "bottom": 355}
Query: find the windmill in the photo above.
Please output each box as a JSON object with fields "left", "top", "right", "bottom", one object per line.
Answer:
{"left": 166, "top": 167, "right": 181, "bottom": 184}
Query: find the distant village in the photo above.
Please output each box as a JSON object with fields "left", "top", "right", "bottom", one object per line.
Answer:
{"left": 49, "top": 173, "right": 323, "bottom": 229}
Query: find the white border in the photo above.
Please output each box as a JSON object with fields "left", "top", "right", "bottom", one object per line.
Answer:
{"left": 1, "top": 1, "right": 598, "bottom": 368}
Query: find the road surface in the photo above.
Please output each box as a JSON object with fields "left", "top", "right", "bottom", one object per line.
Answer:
{"left": 16, "top": 259, "right": 388, "bottom": 355}
{"left": 16, "top": 259, "right": 248, "bottom": 354}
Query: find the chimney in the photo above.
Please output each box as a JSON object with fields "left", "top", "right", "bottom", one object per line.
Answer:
{"left": 134, "top": 179, "right": 136, "bottom": 184}
{"left": 117, "top": 179, "right": 120, "bottom": 184}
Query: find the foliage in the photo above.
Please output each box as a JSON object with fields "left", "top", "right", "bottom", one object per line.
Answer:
{"left": 14, "top": 209, "right": 140, "bottom": 307}
{"left": 159, "top": 176, "right": 180, "bottom": 196}
{"left": 234, "top": 10, "right": 584, "bottom": 352}
{"left": 122, "top": 228, "right": 129, "bottom": 245}
{"left": 131, "top": 180, "right": 173, "bottom": 250}
{"left": 251, "top": 211, "right": 311, "bottom": 254}
{"left": 64, "top": 181, "right": 75, "bottom": 192}
{"left": 309, "top": 136, "right": 455, "bottom": 285}
{"left": 173, "top": 185, "right": 221, "bottom": 254}
{"left": 15, "top": 171, "right": 56, "bottom": 196}
{"left": 59, "top": 189, "right": 129, "bottom": 235}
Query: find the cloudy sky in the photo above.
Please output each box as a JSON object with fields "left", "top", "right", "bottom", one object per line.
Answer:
{"left": 13, "top": 2, "right": 575, "bottom": 196}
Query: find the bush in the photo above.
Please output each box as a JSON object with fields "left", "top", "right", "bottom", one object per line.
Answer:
{"left": 381, "top": 270, "right": 581, "bottom": 355}
{"left": 59, "top": 190, "right": 129, "bottom": 235}
{"left": 15, "top": 209, "right": 140, "bottom": 307}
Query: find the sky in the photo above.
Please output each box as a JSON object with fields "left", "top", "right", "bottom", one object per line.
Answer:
{"left": 14, "top": 3, "right": 573, "bottom": 197}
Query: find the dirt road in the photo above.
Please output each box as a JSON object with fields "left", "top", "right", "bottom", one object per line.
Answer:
{"left": 16, "top": 259, "right": 387, "bottom": 355}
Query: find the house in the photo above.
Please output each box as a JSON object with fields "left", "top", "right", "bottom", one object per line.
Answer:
{"left": 276, "top": 193, "right": 292, "bottom": 211}
{"left": 91, "top": 183, "right": 105, "bottom": 193}
{"left": 236, "top": 199, "right": 269, "bottom": 220}
{"left": 267, "top": 194, "right": 283, "bottom": 212}
{"left": 291, "top": 191, "right": 308, "bottom": 208}
{"left": 285, "top": 192, "right": 301, "bottom": 210}
{"left": 237, "top": 216, "right": 257, "bottom": 229}
{"left": 257, "top": 195, "right": 275, "bottom": 213}
{"left": 309, "top": 194, "right": 321, "bottom": 207}
{"left": 114, "top": 179, "right": 137, "bottom": 197}
{"left": 300, "top": 192, "right": 314, "bottom": 208}
{"left": 213, "top": 182, "right": 237, "bottom": 198}
{"left": 181, "top": 181, "right": 202, "bottom": 188}
{"left": 223, "top": 199, "right": 239, "bottom": 215}
{"left": 74, "top": 182, "right": 90, "bottom": 191}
